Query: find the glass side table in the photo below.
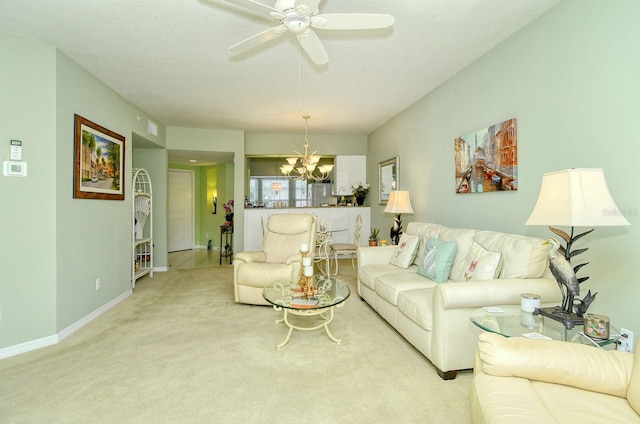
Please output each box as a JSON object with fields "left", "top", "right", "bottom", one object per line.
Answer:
{"left": 470, "top": 305, "right": 618, "bottom": 349}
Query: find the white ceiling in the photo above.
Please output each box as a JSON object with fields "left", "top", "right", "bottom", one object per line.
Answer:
{"left": 0, "top": 0, "right": 558, "bottom": 138}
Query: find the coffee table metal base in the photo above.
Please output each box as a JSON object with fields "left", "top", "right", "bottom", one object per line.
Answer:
{"left": 272, "top": 305, "right": 342, "bottom": 349}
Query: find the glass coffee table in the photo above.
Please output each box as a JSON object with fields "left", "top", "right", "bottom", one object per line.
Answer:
{"left": 470, "top": 305, "right": 618, "bottom": 348}
{"left": 263, "top": 276, "right": 350, "bottom": 349}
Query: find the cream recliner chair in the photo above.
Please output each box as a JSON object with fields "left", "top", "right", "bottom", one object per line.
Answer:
{"left": 234, "top": 213, "right": 317, "bottom": 305}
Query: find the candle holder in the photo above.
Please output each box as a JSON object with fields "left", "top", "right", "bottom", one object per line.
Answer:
{"left": 298, "top": 250, "right": 316, "bottom": 298}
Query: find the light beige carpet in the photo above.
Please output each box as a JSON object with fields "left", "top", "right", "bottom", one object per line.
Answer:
{"left": 0, "top": 262, "right": 472, "bottom": 423}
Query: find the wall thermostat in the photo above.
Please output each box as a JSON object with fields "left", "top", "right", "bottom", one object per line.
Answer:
{"left": 3, "top": 161, "right": 27, "bottom": 177}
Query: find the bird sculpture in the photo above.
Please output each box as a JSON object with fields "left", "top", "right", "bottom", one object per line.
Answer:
{"left": 573, "top": 289, "right": 598, "bottom": 317}
{"left": 545, "top": 238, "right": 581, "bottom": 315}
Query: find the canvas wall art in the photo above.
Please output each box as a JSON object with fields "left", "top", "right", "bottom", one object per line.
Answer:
{"left": 74, "top": 114, "right": 125, "bottom": 200}
{"left": 454, "top": 118, "right": 518, "bottom": 193}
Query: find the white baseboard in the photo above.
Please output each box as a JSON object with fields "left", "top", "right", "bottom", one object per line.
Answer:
{"left": 0, "top": 289, "right": 132, "bottom": 360}
{"left": 153, "top": 266, "right": 168, "bottom": 272}
{"left": 0, "top": 335, "right": 59, "bottom": 360}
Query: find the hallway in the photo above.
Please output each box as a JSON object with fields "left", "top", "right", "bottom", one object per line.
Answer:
{"left": 168, "top": 248, "right": 224, "bottom": 270}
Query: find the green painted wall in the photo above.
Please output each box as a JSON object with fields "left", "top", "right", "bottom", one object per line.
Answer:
{"left": 368, "top": 0, "right": 639, "bottom": 334}
{"left": 133, "top": 147, "right": 168, "bottom": 269}
{"left": 0, "top": 32, "right": 57, "bottom": 346}
{"left": 245, "top": 133, "right": 367, "bottom": 156}
{"left": 0, "top": 29, "right": 166, "bottom": 350}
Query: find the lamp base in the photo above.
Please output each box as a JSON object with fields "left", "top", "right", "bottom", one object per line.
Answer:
{"left": 533, "top": 306, "right": 584, "bottom": 330}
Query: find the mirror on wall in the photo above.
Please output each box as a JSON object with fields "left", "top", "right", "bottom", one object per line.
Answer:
{"left": 379, "top": 156, "right": 399, "bottom": 204}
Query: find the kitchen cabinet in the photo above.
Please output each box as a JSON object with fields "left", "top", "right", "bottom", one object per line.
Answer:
{"left": 332, "top": 155, "right": 366, "bottom": 196}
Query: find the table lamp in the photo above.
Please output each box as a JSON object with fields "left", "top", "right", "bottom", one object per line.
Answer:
{"left": 526, "top": 168, "right": 630, "bottom": 328}
{"left": 384, "top": 190, "right": 414, "bottom": 245}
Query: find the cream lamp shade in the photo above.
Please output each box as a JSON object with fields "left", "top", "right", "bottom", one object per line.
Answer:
{"left": 526, "top": 168, "right": 629, "bottom": 227}
{"left": 384, "top": 190, "right": 414, "bottom": 215}
{"left": 384, "top": 190, "right": 414, "bottom": 245}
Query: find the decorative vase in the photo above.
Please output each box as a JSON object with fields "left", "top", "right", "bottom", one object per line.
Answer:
{"left": 225, "top": 213, "right": 234, "bottom": 225}
{"left": 355, "top": 195, "right": 365, "bottom": 206}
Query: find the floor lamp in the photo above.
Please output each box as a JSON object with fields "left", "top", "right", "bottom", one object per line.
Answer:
{"left": 384, "top": 190, "right": 414, "bottom": 245}
{"left": 526, "top": 168, "right": 630, "bottom": 328}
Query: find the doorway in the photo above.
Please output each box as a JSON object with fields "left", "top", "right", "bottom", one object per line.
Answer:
{"left": 168, "top": 169, "right": 194, "bottom": 252}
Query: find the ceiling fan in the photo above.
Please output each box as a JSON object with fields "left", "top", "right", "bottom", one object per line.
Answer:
{"left": 225, "top": 0, "right": 395, "bottom": 65}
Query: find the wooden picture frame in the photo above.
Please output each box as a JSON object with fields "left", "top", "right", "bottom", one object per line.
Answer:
{"left": 74, "top": 114, "right": 125, "bottom": 200}
{"left": 378, "top": 156, "right": 399, "bottom": 204}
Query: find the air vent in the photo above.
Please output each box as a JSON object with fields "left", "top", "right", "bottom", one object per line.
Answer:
{"left": 147, "top": 120, "right": 158, "bottom": 137}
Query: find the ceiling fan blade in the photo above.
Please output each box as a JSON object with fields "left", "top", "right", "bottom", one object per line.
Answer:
{"left": 224, "top": 0, "right": 285, "bottom": 19}
{"left": 297, "top": 29, "right": 328, "bottom": 65}
{"left": 312, "top": 13, "right": 395, "bottom": 30}
{"left": 229, "top": 25, "right": 286, "bottom": 52}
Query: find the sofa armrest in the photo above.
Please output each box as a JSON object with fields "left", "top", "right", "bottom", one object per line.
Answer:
{"left": 235, "top": 251, "right": 266, "bottom": 263}
{"left": 357, "top": 246, "right": 396, "bottom": 266}
{"left": 428, "top": 277, "right": 562, "bottom": 373}
{"left": 478, "top": 332, "right": 634, "bottom": 398}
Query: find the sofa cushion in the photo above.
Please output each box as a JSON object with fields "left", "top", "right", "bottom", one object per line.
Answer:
{"left": 358, "top": 263, "right": 405, "bottom": 291}
{"left": 474, "top": 230, "right": 550, "bottom": 278}
{"left": 416, "top": 237, "right": 457, "bottom": 283}
{"left": 463, "top": 241, "right": 503, "bottom": 281}
{"left": 375, "top": 271, "right": 433, "bottom": 306}
{"left": 397, "top": 288, "right": 434, "bottom": 331}
{"left": 409, "top": 222, "right": 446, "bottom": 266}
{"left": 435, "top": 227, "right": 476, "bottom": 281}
{"left": 389, "top": 233, "right": 420, "bottom": 268}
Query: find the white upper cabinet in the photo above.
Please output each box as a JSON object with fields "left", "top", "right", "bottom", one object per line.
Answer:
{"left": 332, "top": 155, "right": 366, "bottom": 196}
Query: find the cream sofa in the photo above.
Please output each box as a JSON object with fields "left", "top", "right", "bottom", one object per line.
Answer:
{"left": 357, "top": 222, "right": 561, "bottom": 380}
{"left": 471, "top": 332, "right": 640, "bottom": 423}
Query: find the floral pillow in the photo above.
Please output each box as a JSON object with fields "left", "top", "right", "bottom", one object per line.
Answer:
{"left": 463, "top": 241, "right": 503, "bottom": 281}
{"left": 416, "top": 237, "right": 457, "bottom": 283}
{"left": 389, "top": 233, "right": 420, "bottom": 269}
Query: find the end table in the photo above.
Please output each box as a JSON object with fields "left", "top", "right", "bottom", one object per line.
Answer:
{"left": 219, "top": 224, "right": 233, "bottom": 265}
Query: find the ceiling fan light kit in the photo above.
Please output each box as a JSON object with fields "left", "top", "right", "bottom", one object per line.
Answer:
{"left": 225, "top": 0, "right": 395, "bottom": 65}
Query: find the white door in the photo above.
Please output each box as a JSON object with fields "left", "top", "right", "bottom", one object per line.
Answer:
{"left": 168, "top": 169, "right": 194, "bottom": 252}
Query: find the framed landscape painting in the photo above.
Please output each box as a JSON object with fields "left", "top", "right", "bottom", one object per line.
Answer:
{"left": 73, "top": 114, "right": 126, "bottom": 200}
{"left": 454, "top": 118, "right": 518, "bottom": 194}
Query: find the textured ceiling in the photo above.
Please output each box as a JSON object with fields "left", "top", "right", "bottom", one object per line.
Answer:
{"left": 0, "top": 0, "right": 559, "bottom": 136}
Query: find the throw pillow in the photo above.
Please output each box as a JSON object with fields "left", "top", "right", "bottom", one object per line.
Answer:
{"left": 463, "top": 241, "right": 503, "bottom": 281}
{"left": 389, "top": 233, "right": 420, "bottom": 269}
{"left": 416, "top": 237, "right": 457, "bottom": 283}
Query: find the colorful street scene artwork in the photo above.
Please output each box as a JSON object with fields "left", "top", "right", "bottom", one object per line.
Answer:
{"left": 454, "top": 118, "right": 518, "bottom": 193}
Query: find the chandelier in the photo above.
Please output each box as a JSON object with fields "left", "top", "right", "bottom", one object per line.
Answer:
{"left": 280, "top": 115, "right": 334, "bottom": 182}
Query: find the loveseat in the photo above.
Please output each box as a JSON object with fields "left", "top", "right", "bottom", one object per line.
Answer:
{"left": 471, "top": 332, "right": 640, "bottom": 423}
{"left": 356, "top": 222, "right": 561, "bottom": 379}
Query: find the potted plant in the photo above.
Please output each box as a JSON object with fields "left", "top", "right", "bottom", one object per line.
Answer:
{"left": 369, "top": 227, "right": 380, "bottom": 246}
{"left": 351, "top": 182, "right": 370, "bottom": 206}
